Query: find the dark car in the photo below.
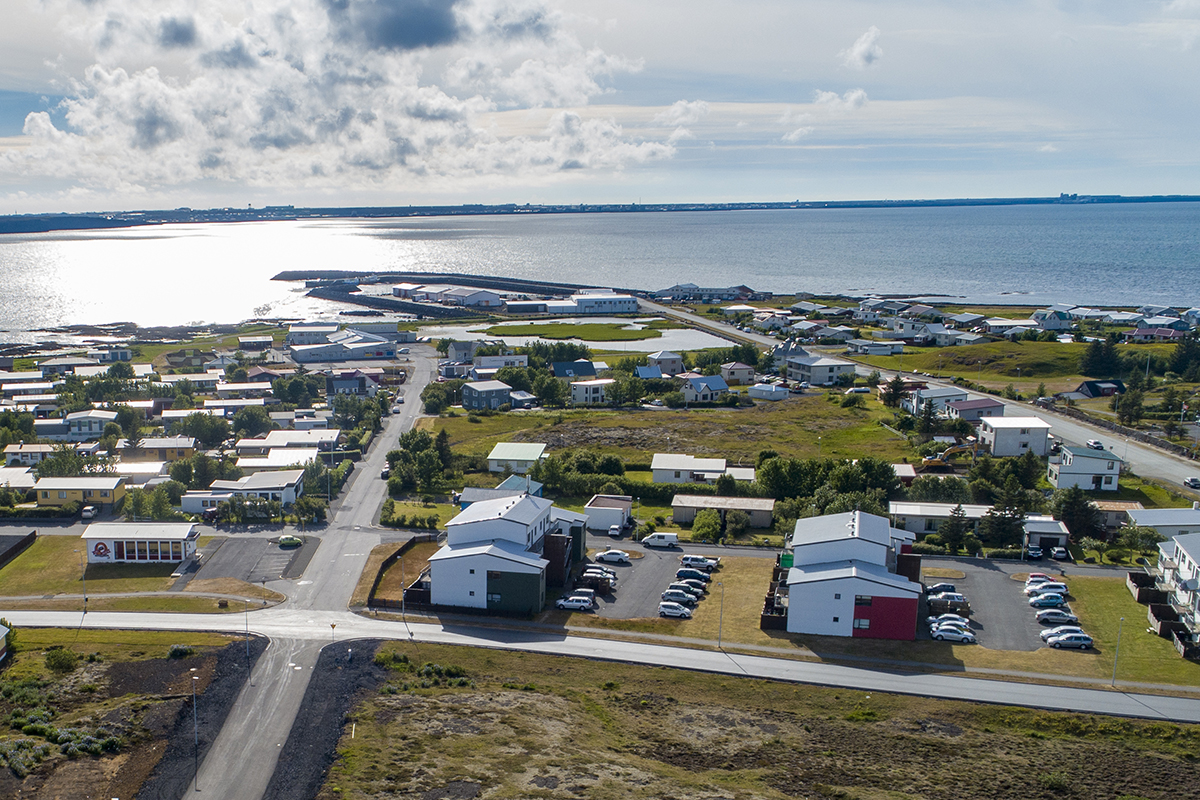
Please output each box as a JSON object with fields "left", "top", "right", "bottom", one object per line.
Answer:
{"left": 1025, "top": 546, "right": 1043, "bottom": 560}
{"left": 925, "top": 583, "right": 956, "bottom": 595}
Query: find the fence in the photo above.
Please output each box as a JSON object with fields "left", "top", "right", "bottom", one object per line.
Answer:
{"left": 366, "top": 534, "right": 437, "bottom": 609}
{"left": 0, "top": 530, "right": 36, "bottom": 572}
{"left": 1042, "top": 402, "right": 1196, "bottom": 460}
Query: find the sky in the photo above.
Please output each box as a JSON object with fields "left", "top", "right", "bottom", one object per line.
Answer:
{"left": 0, "top": 0, "right": 1197, "bottom": 213}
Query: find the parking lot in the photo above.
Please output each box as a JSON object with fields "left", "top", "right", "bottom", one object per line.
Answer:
{"left": 192, "top": 536, "right": 320, "bottom": 585}
{"left": 922, "top": 557, "right": 1078, "bottom": 650}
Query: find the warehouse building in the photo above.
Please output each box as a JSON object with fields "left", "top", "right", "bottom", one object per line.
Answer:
{"left": 82, "top": 522, "right": 199, "bottom": 564}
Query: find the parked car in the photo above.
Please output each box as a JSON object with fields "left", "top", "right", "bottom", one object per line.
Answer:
{"left": 569, "top": 588, "right": 597, "bottom": 606}
{"left": 1051, "top": 547, "right": 1070, "bottom": 560}
{"left": 930, "top": 620, "right": 972, "bottom": 635}
{"left": 583, "top": 567, "right": 617, "bottom": 582}
{"left": 1025, "top": 546, "right": 1043, "bottom": 560}
{"left": 1024, "top": 582, "right": 1068, "bottom": 597}
{"left": 1185, "top": 477, "right": 1200, "bottom": 489}
{"left": 924, "top": 582, "right": 957, "bottom": 595}
{"left": 676, "top": 568, "right": 712, "bottom": 583}
{"left": 1047, "top": 633, "right": 1094, "bottom": 650}
{"left": 928, "top": 592, "right": 967, "bottom": 605}
{"left": 1026, "top": 573, "right": 1053, "bottom": 583}
{"left": 1086, "top": 439, "right": 1105, "bottom": 450}
{"left": 80, "top": 505, "right": 96, "bottom": 520}
{"left": 659, "top": 601, "right": 693, "bottom": 619}
{"left": 643, "top": 532, "right": 680, "bottom": 548}
{"left": 926, "top": 613, "right": 971, "bottom": 627}
{"left": 1036, "top": 608, "right": 1080, "bottom": 625}
{"left": 1040, "top": 625, "right": 1085, "bottom": 642}
{"left": 845, "top": 387, "right": 870, "bottom": 394}
{"left": 555, "top": 596, "right": 594, "bottom": 611}
{"left": 667, "top": 583, "right": 703, "bottom": 600}
{"left": 278, "top": 535, "right": 302, "bottom": 547}
{"left": 608, "top": 525, "right": 622, "bottom": 539}
{"left": 661, "top": 589, "right": 697, "bottom": 607}
{"left": 680, "top": 554, "right": 721, "bottom": 571}
{"left": 594, "top": 549, "right": 631, "bottom": 564}
{"left": 677, "top": 578, "right": 709, "bottom": 595}
{"left": 391, "top": 403, "right": 403, "bottom": 413}
{"left": 380, "top": 467, "right": 390, "bottom": 479}
{"left": 931, "top": 627, "right": 977, "bottom": 643}
{"left": 1029, "top": 593, "right": 1068, "bottom": 608}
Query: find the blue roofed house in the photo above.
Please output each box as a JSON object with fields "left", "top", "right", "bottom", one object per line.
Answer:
{"left": 551, "top": 360, "right": 597, "bottom": 379}
{"left": 682, "top": 375, "right": 729, "bottom": 403}
{"left": 634, "top": 365, "right": 664, "bottom": 380}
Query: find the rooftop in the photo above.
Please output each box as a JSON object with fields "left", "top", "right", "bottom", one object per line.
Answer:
{"left": 82, "top": 522, "right": 197, "bottom": 541}
{"left": 982, "top": 416, "right": 1052, "bottom": 429}
{"left": 487, "top": 442, "right": 547, "bottom": 462}
{"left": 671, "top": 495, "right": 775, "bottom": 512}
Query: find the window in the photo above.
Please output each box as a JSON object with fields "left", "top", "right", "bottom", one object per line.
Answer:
{"left": 925, "top": 519, "right": 938, "bottom": 531}
{"left": 833, "top": 593, "right": 841, "bottom": 600}
{"left": 487, "top": 571, "right": 501, "bottom": 579}
{"left": 115, "top": 541, "right": 124, "bottom": 560}
{"left": 1104, "top": 476, "right": 1113, "bottom": 485}
{"left": 853, "top": 619, "right": 871, "bottom": 629}
{"left": 58, "top": 491, "right": 67, "bottom": 499}
{"left": 469, "top": 591, "right": 475, "bottom": 596}
{"left": 487, "top": 593, "right": 502, "bottom": 603}
{"left": 855, "top": 595, "right": 872, "bottom": 606}
{"left": 1020, "top": 428, "right": 1029, "bottom": 435}
{"left": 1107, "top": 461, "right": 1115, "bottom": 470}
{"left": 469, "top": 569, "right": 475, "bottom": 574}
{"left": 832, "top": 617, "right": 839, "bottom": 623}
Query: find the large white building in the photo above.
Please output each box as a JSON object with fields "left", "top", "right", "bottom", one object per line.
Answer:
{"left": 180, "top": 470, "right": 306, "bottom": 512}
{"left": 785, "top": 354, "right": 856, "bottom": 386}
{"left": 82, "top": 522, "right": 199, "bottom": 564}
{"left": 1047, "top": 446, "right": 1121, "bottom": 491}
{"left": 650, "top": 453, "right": 754, "bottom": 484}
{"left": 978, "top": 416, "right": 1052, "bottom": 457}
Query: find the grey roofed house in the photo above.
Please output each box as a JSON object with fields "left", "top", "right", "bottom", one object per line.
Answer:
{"left": 551, "top": 360, "right": 596, "bottom": 378}
{"left": 948, "top": 312, "right": 986, "bottom": 326}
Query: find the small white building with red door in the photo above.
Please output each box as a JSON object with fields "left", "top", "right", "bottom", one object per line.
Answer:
{"left": 783, "top": 511, "right": 920, "bottom": 640}
{"left": 82, "top": 522, "right": 200, "bottom": 564}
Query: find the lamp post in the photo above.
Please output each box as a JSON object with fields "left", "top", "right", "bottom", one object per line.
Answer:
{"left": 191, "top": 670, "right": 199, "bottom": 791}
{"left": 716, "top": 581, "right": 725, "bottom": 649}
{"left": 74, "top": 549, "right": 87, "bottom": 613}
{"left": 1112, "top": 616, "right": 1125, "bottom": 687}
{"left": 245, "top": 599, "right": 251, "bottom": 684}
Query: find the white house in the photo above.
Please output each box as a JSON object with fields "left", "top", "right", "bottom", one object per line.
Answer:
{"left": 748, "top": 383, "right": 789, "bottom": 401}
{"left": 720, "top": 362, "right": 755, "bottom": 385}
{"left": 945, "top": 397, "right": 1004, "bottom": 423}
{"left": 1047, "top": 446, "right": 1121, "bottom": 491}
{"left": 780, "top": 511, "right": 920, "bottom": 640}
{"left": 647, "top": 351, "right": 684, "bottom": 376}
{"left": 649, "top": 453, "right": 753, "bottom": 484}
{"left": 901, "top": 386, "right": 969, "bottom": 416}
{"left": 846, "top": 339, "right": 903, "bottom": 356}
{"left": 784, "top": 355, "right": 855, "bottom": 386}
{"left": 66, "top": 409, "right": 119, "bottom": 441}
{"left": 1024, "top": 516, "right": 1070, "bottom": 549}
{"left": 486, "top": 442, "right": 547, "bottom": 474}
{"left": 889, "top": 501, "right": 992, "bottom": 534}
{"left": 1154, "top": 533, "right": 1200, "bottom": 641}
{"left": 978, "top": 416, "right": 1052, "bottom": 457}
{"left": 1033, "top": 308, "right": 1073, "bottom": 331}
{"left": 570, "top": 378, "right": 616, "bottom": 405}
{"left": 1128, "top": 507, "right": 1200, "bottom": 538}
{"left": 4, "top": 444, "right": 57, "bottom": 466}
{"left": 180, "top": 469, "right": 306, "bottom": 513}
{"left": 82, "top": 522, "right": 199, "bottom": 564}
{"left": 681, "top": 375, "right": 730, "bottom": 403}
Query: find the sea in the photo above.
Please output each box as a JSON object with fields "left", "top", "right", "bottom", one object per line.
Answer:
{"left": 0, "top": 201, "right": 1197, "bottom": 342}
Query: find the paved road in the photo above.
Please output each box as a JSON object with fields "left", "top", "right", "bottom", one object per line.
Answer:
{"left": 6, "top": 606, "right": 1200, "bottom": 724}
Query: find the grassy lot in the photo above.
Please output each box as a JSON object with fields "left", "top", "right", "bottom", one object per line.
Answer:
{"left": 476, "top": 322, "right": 664, "bottom": 341}
{"left": 1103, "top": 476, "right": 1193, "bottom": 509}
{"left": 7, "top": 629, "right": 238, "bottom": 672}
{"left": 374, "top": 541, "right": 440, "bottom": 603}
{"left": 350, "top": 543, "right": 405, "bottom": 607}
{"left": 855, "top": 340, "right": 1178, "bottom": 393}
{"left": 130, "top": 322, "right": 284, "bottom": 364}
{"left": 384, "top": 500, "right": 458, "bottom": 527}
{"left": 184, "top": 578, "right": 286, "bottom": 603}
{"left": 419, "top": 394, "right": 912, "bottom": 464}
{"left": 325, "top": 642, "right": 1200, "bottom": 800}
{"left": 0, "top": 536, "right": 177, "bottom": 597}
{"left": 0, "top": 595, "right": 260, "bottom": 613}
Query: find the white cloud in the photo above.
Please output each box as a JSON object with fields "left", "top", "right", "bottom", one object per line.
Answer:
{"left": 781, "top": 126, "right": 813, "bottom": 142}
{"left": 813, "top": 88, "right": 869, "bottom": 111}
{"left": 653, "top": 99, "right": 709, "bottom": 126}
{"left": 839, "top": 26, "right": 882, "bottom": 69}
{"left": 1038, "top": 143, "right": 1059, "bottom": 152}
{"left": 0, "top": 0, "right": 673, "bottom": 196}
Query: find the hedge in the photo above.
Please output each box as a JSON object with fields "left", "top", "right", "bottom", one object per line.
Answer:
{"left": 984, "top": 548, "right": 1025, "bottom": 560}
{"left": 0, "top": 507, "right": 76, "bottom": 519}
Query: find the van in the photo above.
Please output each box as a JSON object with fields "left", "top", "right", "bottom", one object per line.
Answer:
{"left": 845, "top": 387, "right": 870, "bottom": 394}
{"left": 642, "top": 532, "right": 679, "bottom": 549}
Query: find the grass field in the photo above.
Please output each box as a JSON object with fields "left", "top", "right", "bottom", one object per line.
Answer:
{"left": 374, "top": 541, "right": 439, "bottom": 602}
{"left": 0, "top": 595, "right": 258, "bottom": 613}
{"left": 324, "top": 641, "right": 1200, "bottom": 800}
{"left": 854, "top": 340, "right": 1178, "bottom": 393}
{"left": 8, "top": 629, "right": 238, "bottom": 672}
{"left": 419, "top": 394, "right": 912, "bottom": 464}
{"left": 130, "top": 322, "right": 284, "bottom": 364}
{"left": 0, "top": 536, "right": 177, "bottom": 597}
{"left": 476, "top": 322, "right": 664, "bottom": 341}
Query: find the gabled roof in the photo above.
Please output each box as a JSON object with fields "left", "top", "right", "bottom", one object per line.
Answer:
{"left": 1127, "top": 508, "right": 1200, "bottom": 528}
{"left": 786, "top": 560, "right": 921, "bottom": 594}
{"left": 487, "top": 442, "right": 547, "bottom": 462}
{"left": 463, "top": 380, "right": 512, "bottom": 392}
{"left": 651, "top": 453, "right": 726, "bottom": 473}
{"left": 946, "top": 397, "right": 1003, "bottom": 411}
{"left": 686, "top": 375, "right": 729, "bottom": 393}
{"left": 427, "top": 539, "right": 547, "bottom": 572}
{"left": 647, "top": 351, "right": 681, "bottom": 360}
{"left": 551, "top": 361, "right": 596, "bottom": 378}
{"left": 447, "top": 493, "right": 553, "bottom": 528}
{"left": 634, "top": 366, "right": 663, "bottom": 380}
{"left": 790, "top": 510, "right": 895, "bottom": 549}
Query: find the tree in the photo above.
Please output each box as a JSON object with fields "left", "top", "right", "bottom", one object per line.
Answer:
{"left": 532, "top": 374, "right": 564, "bottom": 407}
{"left": 413, "top": 449, "right": 443, "bottom": 492}
{"left": 907, "top": 475, "right": 971, "bottom": 504}
{"left": 1049, "top": 485, "right": 1103, "bottom": 539}
{"left": 714, "top": 472, "right": 736, "bottom": 496}
{"left": 881, "top": 376, "right": 906, "bottom": 407}
{"left": 1078, "top": 535, "right": 1108, "bottom": 561}
{"left": 841, "top": 392, "right": 865, "bottom": 408}
{"left": 232, "top": 406, "right": 273, "bottom": 438}
{"left": 725, "top": 509, "right": 750, "bottom": 538}
{"left": 107, "top": 361, "right": 135, "bottom": 380}
{"left": 938, "top": 504, "right": 969, "bottom": 554}
{"left": 1119, "top": 525, "right": 1166, "bottom": 555}
{"left": 434, "top": 428, "right": 453, "bottom": 470}
{"left": 45, "top": 648, "right": 79, "bottom": 674}
{"left": 1116, "top": 388, "right": 1144, "bottom": 426}
{"left": 175, "top": 412, "right": 231, "bottom": 448}
{"left": 692, "top": 509, "right": 722, "bottom": 542}
{"left": 866, "top": 370, "right": 882, "bottom": 388}
{"left": 1037, "top": 382, "right": 1047, "bottom": 399}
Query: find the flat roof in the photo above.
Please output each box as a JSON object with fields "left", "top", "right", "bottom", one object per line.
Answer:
{"left": 982, "top": 416, "right": 1052, "bottom": 429}
{"left": 671, "top": 495, "right": 775, "bottom": 512}
{"left": 1128, "top": 508, "right": 1200, "bottom": 527}
{"left": 487, "top": 442, "right": 547, "bottom": 461}
{"left": 651, "top": 453, "right": 726, "bottom": 472}
{"left": 464, "top": 380, "right": 511, "bottom": 392}
{"left": 83, "top": 522, "right": 197, "bottom": 541}
{"left": 34, "top": 476, "right": 124, "bottom": 490}
{"left": 889, "top": 502, "right": 992, "bottom": 518}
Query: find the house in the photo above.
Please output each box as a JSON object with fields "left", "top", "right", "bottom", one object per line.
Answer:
{"left": 953, "top": 333, "right": 988, "bottom": 346}
{"left": 428, "top": 495, "right": 561, "bottom": 614}
{"left": 948, "top": 312, "right": 986, "bottom": 327}
{"left": 486, "top": 442, "right": 547, "bottom": 474}
{"left": 1128, "top": 507, "right": 1200, "bottom": 538}
{"left": 1104, "top": 311, "right": 1144, "bottom": 325}
{"left": 508, "top": 391, "right": 538, "bottom": 409}
{"left": 634, "top": 365, "right": 664, "bottom": 380}
{"left": 269, "top": 409, "right": 331, "bottom": 431}
{"left": 442, "top": 287, "right": 502, "bottom": 307}
{"left": 1033, "top": 308, "right": 1073, "bottom": 331}
{"left": 66, "top": 409, "right": 119, "bottom": 442}
{"left": 889, "top": 501, "right": 992, "bottom": 534}
{"left": 672, "top": 495, "right": 775, "bottom": 529}
{"left": 583, "top": 494, "right": 633, "bottom": 532}
{"left": 924, "top": 325, "right": 963, "bottom": 347}
{"left": 38, "top": 356, "right": 100, "bottom": 375}
{"left": 1137, "top": 315, "right": 1190, "bottom": 331}
{"left": 1151, "top": 533, "right": 1200, "bottom": 644}
{"left": 551, "top": 360, "right": 597, "bottom": 379}
{"left": 1047, "top": 447, "right": 1121, "bottom": 491}
{"left": 1125, "top": 328, "right": 1187, "bottom": 343}
{"left": 236, "top": 429, "right": 341, "bottom": 456}
{"left": 236, "top": 448, "right": 319, "bottom": 473}
{"left": 649, "top": 453, "right": 753, "bottom": 484}
{"left": 155, "top": 373, "right": 220, "bottom": 393}
{"left": 815, "top": 325, "right": 856, "bottom": 342}
{"left": 33, "top": 419, "right": 70, "bottom": 441}
{"left": 945, "top": 397, "right": 1004, "bottom": 423}
{"left": 1074, "top": 380, "right": 1126, "bottom": 399}
{"left": 473, "top": 355, "right": 529, "bottom": 370}
{"left": 646, "top": 351, "right": 684, "bottom": 376}
{"left": 776, "top": 511, "right": 920, "bottom": 640}
{"left": 35, "top": 476, "right": 126, "bottom": 509}
{"left": 846, "top": 339, "right": 904, "bottom": 356}
{"left": 462, "top": 380, "right": 512, "bottom": 411}
{"left": 0, "top": 466, "right": 36, "bottom": 491}
{"left": 1024, "top": 516, "right": 1070, "bottom": 549}
{"left": 720, "top": 362, "right": 755, "bottom": 385}
{"left": 1092, "top": 500, "right": 1143, "bottom": 530}
{"left": 160, "top": 348, "right": 218, "bottom": 370}
{"left": 570, "top": 378, "right": 616, "bottom": 406}
{"left": 86, "top": 345, "right": 133, "bottom": 363}
{"left": 901, "top": 386, "right": 969, "bottom": 416}
{"left": 723, "top": 304, "right": 759, "bottom": 316}
{"left": 180, "top": 469, "right": 306, "bottom": 512}
{"left": 82, "top": 522, "right": 199, "bottom": 564}
{"left": 979, "top": 416, "right": 1052, "bottom": 457}
{"left": 784, "top": 355, "right": 855, "bottom": 386}
{"left": 5, "top": 444, "right": 58, "bottom": 466}
{"left": 458, "top": 476, "right": 544, "bottom": 508}
{"left": 2, "top": 381, "right": 61, "bottom": 398}
{"left": 788, "top": 320, "right": 825, "bottom": 338}
{"left": 748, "top": 383, "right": 789, "bottom": 401}
{"left": 325, "top": 371, "right": 380, "bottom": 397}
{"left": 682, "top": 375, "right": 730, "bottom": 403}
{"left": 1137, "top": 304, "right": 1176, "bottom": 318}
{"left": 117, "top": 436, "right": 196, "bottom": 462}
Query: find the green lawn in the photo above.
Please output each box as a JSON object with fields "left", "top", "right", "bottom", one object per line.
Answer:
{"left": 130, "top": 322, "right": 285, "bottom": 364}
{"left": 383, "top": 500, "right": 458, "bottom": 527}
{"left": 476, "top": 322, "right": 664, "bottom": 341}
{"left": 0, "top": 536, "right": 177, "bottom": 597}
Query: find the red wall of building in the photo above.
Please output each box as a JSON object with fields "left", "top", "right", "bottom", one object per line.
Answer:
{"left": 851, "top": 595, "right": 917, "bottom": 640}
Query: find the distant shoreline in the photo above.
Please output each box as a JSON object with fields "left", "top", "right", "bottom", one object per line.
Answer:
{"left": 2, "top": 193, "right": 1199, "bottom": 235}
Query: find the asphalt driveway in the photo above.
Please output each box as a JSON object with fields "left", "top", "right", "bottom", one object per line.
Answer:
{"left": 195, "top": 537, "right": 320, "bottom": 584}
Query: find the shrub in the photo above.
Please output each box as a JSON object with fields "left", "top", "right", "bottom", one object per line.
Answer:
{"left": 985, "top": 548, "right": 1024, "bottom": 560}
{"left": 44, "top": 649, "right": 78, "bottom": 674}
{"left": 168, "top": 644, "right": 196, "bottom": 659}
{"left": 910, "top": 542, "right": 947, "bottom": 556}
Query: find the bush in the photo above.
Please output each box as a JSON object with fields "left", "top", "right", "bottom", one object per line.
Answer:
{"left": 168, "top": 644, "right": 196, "bottom": 659}
{"left": 909, "top": 542, "right": 947, "bottom": 556}
{"left": 984, "top": 548, "right": 1024, "bottom": 560}
{"left": 44, "top": 649, "right": 78, "bottom": 674}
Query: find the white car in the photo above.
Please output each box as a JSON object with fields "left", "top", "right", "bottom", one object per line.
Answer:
{"left": 926, "top": 613, "right": 970, "bottom": 627}
{"left": 1086, "top": 439, "right": 1105, "bottom": 450}
{"left": 1047, "top": 633, "right": 1094, "bottom": 650}
{"left": 1040, "top": 625, "right": 1085, "bottom": 642}
{"left": 931, "top": 627, "right": 976, "bottom": 643}
{"left": 594, "top": 550, "right": 631, "bottom": 564}
{"left": 80, "top": 505, "right": 96, "bottom": 520}
{"left": 928, "top": 592, "right": 968, "bottom": 605}
{"left": 555, "top": 596, "right": 594, "bottom": 611}
{"left": 658, "top": 601, "right": 693, "bottom": 619}
{"left": 680, "top": 554, "right": 720, "bottom": 571}
{"left": 583, "top": 568, "right": 617, "bottom": 583}
{"left": 1024, "top": 582, "right": 1068, "bottom": 597}
{"left": 1186, "top": 477, "right": 1200, "bottom": 490}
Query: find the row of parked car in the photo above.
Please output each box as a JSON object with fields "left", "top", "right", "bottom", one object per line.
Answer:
{"left": 1024, "top": 572, "right": 1093, "bottom": 649}
{"left": 923, "top": 582, "right": 977, "bottom": 643}
{"left": 554, "top": 557, "right": 625, "bottom": 611}
{"left": 659, "top": 554, "right": 722, "bottom": 619}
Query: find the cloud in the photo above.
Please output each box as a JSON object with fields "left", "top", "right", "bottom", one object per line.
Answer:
{"left": 781, "top": 126, "right": 812, "bottom": 142}
{"left": 814, "top": 88, "right": 868, "bottom": 111}
{"left": 653, "top": 99, "right": 709, "bottom": 127}
{"left": 840, "top": 26, "right": 882, "bottom": 69}
{"left": 1038, "top": 143, "right": 1059, "bottom": 152}
{"left": 0, "top": 0, "right": 672, "bottom": 195}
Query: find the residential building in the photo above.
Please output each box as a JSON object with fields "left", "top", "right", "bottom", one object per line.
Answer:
{"left": 948, "top": 312, "right": 986, "bottom": 327}
{"left": 1128, "top": 507, "right": 1200, "bottom": 538}
{"left": 784, "top": 354, "right": 856, "bottom": 386}
{"left": 889, "top": 501, "right": 992, "bottom": 534}
{"left": 34, "top": 476, "right": 126, "bottom": 509}
{"left": 1137, "top": 315, "right": 1190, "bottom": 331}
{"left": 646, "top": 351, "right": 684, "bottom": 376}
{"left": 1074, "top": 380, "right": 1126, "bottom": 398}
{"left": 846, "top": 339, "right": 903, "bottom": 356}
{"left": 180, "top": 469, "right": 306, "bottom": 512}
{"left": 1024, "top": 516, "right": 1070, "bottom": 549}
{"left": 39, "top": 356, "right": 100, "bottom": 375}
{"left": 570, "top": 378, "right": 616, "bottom": 406}
{"left": 748, "top": 383, "right": 789, "bottom": 401}
{"left": 1033, "top": 308, "right": 1073, "bottom": 330}
{"left": 681, "top": 375, "right": 730, "bottom": 403}
{"left": 777, "top": 511, "right": 920, "bottom": 640}
{"left": 0, "top": 466, "right": 36, "bottom": 491}
{"left": 117, "top": 436, "right": 197, "bottom": 462}
{"left": 4, "top": 443, "right": 57, "bottom": 466}
{"left": 720, "top": 361, "right": 755, "bottom": 385}
{"left": 66, "top": 409, "right": 119, "bottom": 442}
{"left": 978, "top": 416, "right": 1052, "bottom": 457}
{"left": 1125, "top": 328, "right": 1187, "bottom": 343}
{"left": 672, "top": 495, "right": 775, "bottom": 529}
{"left": 486, "top": 442, "right": 547, "bottom": 474}
{"left": 473, "top": 355, "right": 529, "bottom": 370}
{"left": 1092, "top": 500, "right": 1144, "bottom": 530}
{"left": 462, "top": 380, "right": 512, "bottom": 411}
{"left": 634, "top": 365, "right": 663, "bottom": 380}
{"left": 82, "top": 522, "right": 199, "bottom": 564}
{"left": 1047, "top": 446, "right": 1121, "bottom": 491}
{"left": 551, "top": 360, "right": 597, "bottom": 379}
{"left": 33, "top": 419, "right": 70, "bottom": 441}
{"left": 86, "top": 345, "right": 133, "bottom": 363}
{"left": 325, "top": 371, "right": 380, "bottom": 397}
{"left": 236, "top": 429, "right": 341, "bottom": 455}
{"left": 945, "top": 397, "right": 1004, "bottom": 423}
{"left": 901, "top": 386, "right": 969, "bottom": 416}
{"left": 1151, "top": 533, "right": 1200, "bottom": 646}
{"left": 160, "top": 348, "right": 218, "bottom": 370}
{"left": 649, "top": 453, "right": 753, "bottom": 484}
{"left": 953, "top": 332, "right": 988, "bottom": 346}
{"left": 235, "top": 448, "right": 319, "bottom": 473}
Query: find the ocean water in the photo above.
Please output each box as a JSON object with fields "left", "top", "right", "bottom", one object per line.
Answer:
{"left": 0, "top": 202, "right": 1197, "bottom": 338}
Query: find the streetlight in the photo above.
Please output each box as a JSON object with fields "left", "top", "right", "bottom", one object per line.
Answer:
{"left": 716, "top": 581, "right": 726, "bottom": 649}
{"left": 244, "top": 599, "right": 251, "bottom": 684}
{"left": 191, "top": 670, "right": 199, "bottom": 791}
{"left": 73, "top": 549, "right": 87, "bottom": 613}
{"left": 817, "top": 437, "right": 822, "bottom": 459}
{"left": 1112, "top": 616, "right": 1125, "bottom": 687}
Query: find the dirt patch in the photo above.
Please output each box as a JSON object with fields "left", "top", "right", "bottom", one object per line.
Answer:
{"left": 185, "top": 577, "right": 286, "bottom": 603}
{"left": 420, "top": 780, "right": 481, "bottom": 799}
